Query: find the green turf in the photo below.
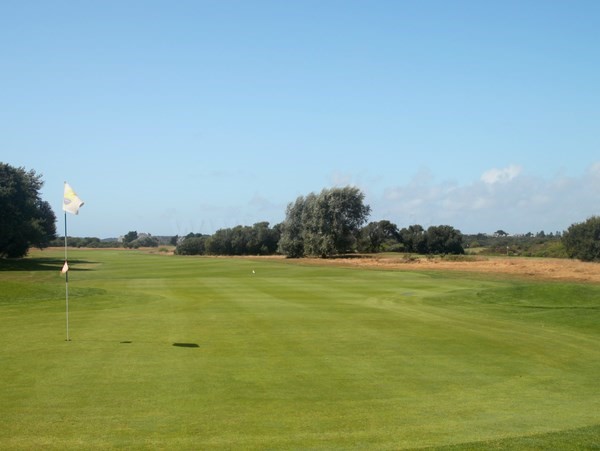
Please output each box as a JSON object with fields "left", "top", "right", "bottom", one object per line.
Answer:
{"left": 1, "top": 249, "right": 599, "bottom": 449}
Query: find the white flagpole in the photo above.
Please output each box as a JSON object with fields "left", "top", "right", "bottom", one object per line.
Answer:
{"left": 64, "top": 211, "right": 70, "bottom": 341}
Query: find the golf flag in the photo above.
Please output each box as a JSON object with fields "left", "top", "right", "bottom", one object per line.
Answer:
{"left": 63, "top": 182, "right": 84, "bottom": 215}
{"left": 61, "top": 261, "right": 69, "bottom": 274}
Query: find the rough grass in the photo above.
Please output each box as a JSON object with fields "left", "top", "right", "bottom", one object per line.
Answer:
{"left": 1, "top": 249, "right": 599, "bottom": 449}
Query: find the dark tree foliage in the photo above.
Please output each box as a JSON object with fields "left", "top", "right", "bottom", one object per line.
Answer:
{"left": 399, "top": 224, "right": 428, "bottom": 254}
{"left": 396, "top": 224, "right": 464, "bottom": 255}
{"left": 562, "top": 216, "right": 600, "bottom": 262}
{"left": 206, "top": 228, "right": 234, "bottom": 255}
{"left": 358, "top": 220, "right": 400, "bottom": 253}
{"left": 175, "top": 236, "right": 208, "bottom": 255}
{"left": 426, "top": 225, "right": 465, "bottom": 255}
{"left": 249, "top": 221, "right": 280, "bottom": 255}
{"left": 122, "top": 231, "right": 138, "bottom": 247}
{"left": 176, "top": 223, "right": 280, "bottom": 256}
{"left": 0, "top": 163, "right": 57, "bottom": 258}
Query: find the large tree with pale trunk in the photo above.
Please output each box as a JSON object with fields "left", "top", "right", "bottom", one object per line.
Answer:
{"left": 278, "top": 186, "right": 371, "bottom": 258}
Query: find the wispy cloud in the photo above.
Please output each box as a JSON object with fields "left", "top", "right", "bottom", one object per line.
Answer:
{"left": 374, "top": 164, "right": 600, "bottom": 234}
{"left": 481, "top": 165, "right": 522, "bottom": 184}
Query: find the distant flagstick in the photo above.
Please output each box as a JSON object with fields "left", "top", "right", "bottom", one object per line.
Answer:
{"left": 62, "top": 182, "right": 84, "bottom": 341}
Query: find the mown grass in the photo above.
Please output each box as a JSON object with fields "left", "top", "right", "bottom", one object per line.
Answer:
{"left": 1, "top": 249, "right": 599, "bottom": 449}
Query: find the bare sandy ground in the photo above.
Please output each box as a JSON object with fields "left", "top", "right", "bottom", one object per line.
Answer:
{"left": 279, "top": 255, "right": 600, "bottom": 284}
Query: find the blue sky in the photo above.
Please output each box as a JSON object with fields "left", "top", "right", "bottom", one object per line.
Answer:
{"left": 2, "top": 1, "right": 599, "bottom": 238}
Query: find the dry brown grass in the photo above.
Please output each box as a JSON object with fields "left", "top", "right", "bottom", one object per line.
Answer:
{"left": 273, "top": 254, "right": 600, "bottom": 284}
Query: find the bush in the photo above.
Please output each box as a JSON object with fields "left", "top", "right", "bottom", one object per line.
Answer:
{"left": 562, "top": 216, "right": 600, "bottom": 262}
{"left": 175, "top": 236, "right": 207, "bottom": 255}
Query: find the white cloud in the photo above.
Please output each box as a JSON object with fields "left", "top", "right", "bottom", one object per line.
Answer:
{"left": 481, "top": 164, "right": 522, "bottom": 184}
{"left": 373, "top": 163, "right": 600, "bottom": 234}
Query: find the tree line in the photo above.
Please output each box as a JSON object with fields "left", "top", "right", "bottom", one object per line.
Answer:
{"left": 2, "top": 162, "right": 600, "bottom": 262}
{"left": 176, "top": 187, "right": 467, "bottom": 257}
{"left": 176, "top": 222, "right": 280, "bottom": 256}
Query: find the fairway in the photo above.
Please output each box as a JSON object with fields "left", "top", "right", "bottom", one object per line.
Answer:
{"left": 1, "top": 250, "right": 599, "bottom": 449}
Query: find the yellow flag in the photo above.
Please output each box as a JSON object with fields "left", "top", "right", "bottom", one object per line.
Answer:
{"left": 63, "top": 182, "right": 84, "bottom": 215}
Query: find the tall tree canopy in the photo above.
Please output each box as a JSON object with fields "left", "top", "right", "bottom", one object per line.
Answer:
{"left": 279, "top": 186, "right": 371, "bottom": 258}
{"left": 0, "top": 163, "right": 57, "bottom": 258}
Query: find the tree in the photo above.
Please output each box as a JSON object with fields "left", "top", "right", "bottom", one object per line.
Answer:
{"left": 562, "top": 216, "right": 600, "bottom": 262}
{"left": 249, "top": 221, "right": 279, "bottom": 255}
{"left": 0, "top": 163, "right": 57, "bottom": 258}
{"left": 279, "top": 186, "right": 371, "bottom": 258}
{"left": 426, "top": 225, "right": 465, "bottom": 254}
{"left": 399, "top": 224, "right": 427, "bottom": 254}
{"left": 230, "top": 225, "right": 250, "bottom": 255}
{"left": 175, "top": 236, "right": 208, "bottom": 255}
{"left": 206, "top": 228, "right": 233, "bottom": 255}
{"left": 278, "top": 196, "right": 307, "bottom": 258}
{"left": 301, "top": 192, "right": 335, "bottom": 257}
{"left": 122, "top": 231, "right": 138, "bottom": 247}
{"left": 135, "top": 234, "right": 159, "bottom": 248}
{"left": 359, "top": 220, "right": 400, "bottom": 253}
{"left": 199, "top": 223, "right": 280, "bottom": 256}
{"left": 322, "top": 187, "right": 371, "bottom": 254}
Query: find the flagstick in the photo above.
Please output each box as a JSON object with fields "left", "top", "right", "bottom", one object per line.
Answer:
{"left": 64, "top": 211, "right": 70, "bottom": 342}
{"left": 62, "top": 181, "right": 83, "bottom": 342}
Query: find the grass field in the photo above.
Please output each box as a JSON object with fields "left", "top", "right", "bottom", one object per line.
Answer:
{"left": 1, "top": 249, "right": 599, "bottom": 449}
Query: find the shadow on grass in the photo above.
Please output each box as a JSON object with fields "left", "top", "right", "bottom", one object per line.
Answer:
{"left": 173, "top": 343, "right": 199, "bottom": 348}
{"left": 67, "top": 340, "right": 200, "bottom": 347}
{"left": 0, "top": 257, "right": 94, "bottom": 272}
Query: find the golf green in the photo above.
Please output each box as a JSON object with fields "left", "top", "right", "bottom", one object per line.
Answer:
{"left": 1, "top": 249, "right": 599, "bottom": 449}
